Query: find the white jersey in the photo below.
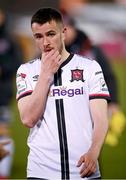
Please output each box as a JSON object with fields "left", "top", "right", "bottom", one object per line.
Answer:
{"left": 16, "top": 54, "right": 110, "bottom": 179}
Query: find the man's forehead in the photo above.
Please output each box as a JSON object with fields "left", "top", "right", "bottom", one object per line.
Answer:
{"left": 32, "top": 21, "right": 62, "bottom": 34}
{"left": 32, "top": 20, "right": 57, "bottom": 27}
{"left": 32, "top": 19, "right": 63, "bottom": 28}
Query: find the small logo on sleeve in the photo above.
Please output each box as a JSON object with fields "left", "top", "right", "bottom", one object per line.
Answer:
{"left": 100, "top": 78, "right": 108, "bottom": 91}
{"left": 16, "top": 73, "right": 27, "bottom": 94}
{"left": 17, "top": 80, "right": 27, "bottom": 94}
{"left": 32, "top": 75, "right": 39, "bottom": 81}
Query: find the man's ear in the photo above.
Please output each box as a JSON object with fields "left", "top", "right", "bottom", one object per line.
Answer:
{"left": 62, "top": 26, "right": 67, "bottom": 33}
{"left": 62, "top": 27, "right": 67, "bottom": 40}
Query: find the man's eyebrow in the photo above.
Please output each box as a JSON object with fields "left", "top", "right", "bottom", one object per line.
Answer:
{"left": 33, "top": 32, "right": 42, "bottom": 36}
{"left": 46, "top": 30, "right": 56, "bottom": 33}
{"left": 33, "top": 30, "right": 56, "bottom": 37}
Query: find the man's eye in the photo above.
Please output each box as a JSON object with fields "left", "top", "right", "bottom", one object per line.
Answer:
{"left": 35, "top": 35, "right": 42, "bottom": 39}
{"left": 48, "top": 33, "right": 55, "bottom": 36}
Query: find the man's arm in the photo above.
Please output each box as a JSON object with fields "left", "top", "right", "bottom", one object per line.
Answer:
{"left": 18, "top": 50, "right": 63, "bottom": 128}
{"left": 18, "top": 72, "right": 52, "bottom": 128}
{"left": 77, "top": 99, "right": 108, "bottom": 177}
{"left": 93, "top": 46, "right": 118, "bottom": 104}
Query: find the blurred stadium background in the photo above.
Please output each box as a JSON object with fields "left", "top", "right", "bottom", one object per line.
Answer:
{"left": 0, "top": 0, "right": 126, "bottom": 178}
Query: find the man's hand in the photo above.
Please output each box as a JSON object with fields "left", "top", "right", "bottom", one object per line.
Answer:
{"left": 0, "top": 141, "right": 10, "bottom": 161}
{"left": 41, "top": 50, "right": 63, "bottom": 78}
{"left": 77, "top": 150, "right": 98, "bottom": 178}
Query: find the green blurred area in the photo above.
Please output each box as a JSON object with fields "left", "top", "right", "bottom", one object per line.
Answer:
{"left": 10, "top": 61, "right": 126, "bottom": 179}
{"left": 113, "top": 62, "right": 126, "bottom": 115}
{"left": 100, "top": 61, "right": 126, "bottom": 179}
{"left": 10, "top": 99, "right": 29, "bottom": 178}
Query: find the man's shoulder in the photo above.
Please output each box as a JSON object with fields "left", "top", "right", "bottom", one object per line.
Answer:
{"left": 28, "top": 58, "right": 40, "bottom": 64}
{"left": 17, "top": 58, "right": 40, "bottom": 72}
{"left": 74, "top": 53, "right": 94, "bottom": 64}
{"left": 73, "top": 54, "right": 101, "bottom": 70}
{"left": 21, "top": 58, "right": 40, "bottom": 67}
{"left": 26, "top": 58, "right": 40, "bottom": 65}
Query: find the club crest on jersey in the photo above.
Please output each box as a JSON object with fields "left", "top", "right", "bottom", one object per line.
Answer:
{"left": 70, "top": 69, "right": 84, "bottom": 82}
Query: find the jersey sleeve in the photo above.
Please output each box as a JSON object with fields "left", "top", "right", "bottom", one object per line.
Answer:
{"left": 16, "top": 64, "right": 33, "bottom": 101}
{"left": 88, "top": 60, "right": 111, "bottom": 102}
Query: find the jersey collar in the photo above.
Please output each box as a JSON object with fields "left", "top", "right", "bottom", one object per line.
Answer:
{"left": 60, "top": 53, "right": 74, "bottom": 68}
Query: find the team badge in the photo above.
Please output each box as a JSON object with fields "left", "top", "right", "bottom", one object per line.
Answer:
{"left": 70, "top": 69, "right": 85, "bottom": 82}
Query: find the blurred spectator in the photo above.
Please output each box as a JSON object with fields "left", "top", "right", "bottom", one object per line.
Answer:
{"left": 60, "top": 0, "right": 87, "bottom": 13}
{"left": 63, "top": 12, "right": 126, "bottom": 146}
{"left": 0, "top": 141, "right": 10, "bottom": 161}
{"left": 0, "top": 9, "right": 23, "bottom": 178}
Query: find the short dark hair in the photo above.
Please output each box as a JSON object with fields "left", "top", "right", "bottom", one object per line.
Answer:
{"left": 31, "top": 8, "right": 63, "bottom": 26}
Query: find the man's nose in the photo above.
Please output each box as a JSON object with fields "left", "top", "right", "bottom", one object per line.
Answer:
{"left": 43, "top": 36, "right": 49, "bottom": 45}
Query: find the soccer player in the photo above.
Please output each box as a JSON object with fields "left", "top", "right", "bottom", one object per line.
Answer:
{"left": 16, "top": 8, "right": 110, "bottom": 179}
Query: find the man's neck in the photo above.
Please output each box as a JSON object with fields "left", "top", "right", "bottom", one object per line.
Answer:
{"left": 61, "top": 50, "right": 70, "bottom": 62}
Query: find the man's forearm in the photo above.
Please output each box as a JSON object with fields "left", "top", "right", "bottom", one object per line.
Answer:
{"left": 18, "top": 72, "right": 52, "bottom": 128}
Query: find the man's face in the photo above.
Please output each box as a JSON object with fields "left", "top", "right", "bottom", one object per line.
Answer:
{"left": 31, "top": 20, "right": 65, "bottom": 54}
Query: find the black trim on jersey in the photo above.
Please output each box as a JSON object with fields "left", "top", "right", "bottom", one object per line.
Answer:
{"left": 60, "top": 53, "right": 74, "bottom": 68}
{"left": 54, "top": 69, "right": 70, "bottom": 180}
{"left": 17, "top": 91, "right": 32, "bottom": 101}
{"left": 54, "top": 68, "right": 62, "bottom": 86}
{"left": 56, "top": 100, "right": 70, "bottom": 180}
{"left": 89, "top": 95, "right": 111, "bottom": 103}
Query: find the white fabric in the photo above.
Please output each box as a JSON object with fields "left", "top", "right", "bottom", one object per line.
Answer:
{"left": 16, "top": 54, "right": 110, "bottom": 179}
